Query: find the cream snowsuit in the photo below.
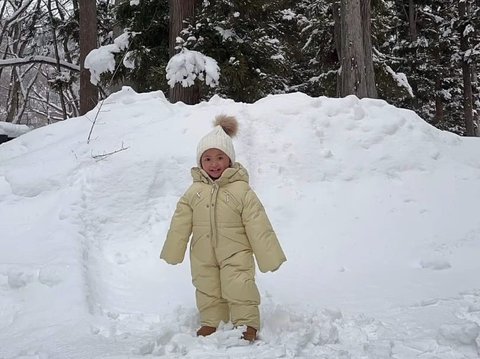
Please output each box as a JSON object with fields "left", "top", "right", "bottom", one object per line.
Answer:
{"left": 160, "top": 163, "right": 286, "bottom": 330}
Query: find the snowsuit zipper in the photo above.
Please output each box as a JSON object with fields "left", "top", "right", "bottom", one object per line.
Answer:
{"left": 210, "top": 183, "right": 219, "bottom": 247}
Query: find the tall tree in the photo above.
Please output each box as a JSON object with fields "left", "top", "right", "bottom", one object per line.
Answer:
{"left": 179, "top": 0, "right": 293, "bottom": 102}
{"left": 339, "top": 0, "right": 368, "bottom": 97}
{"left": 113, "top": 0, "right": 169, "bottom": 93}
{"left": 168, "top": 0, "right": 199, "bottom": 104}
{"left": 79, "top": 0, "right": 98, "bottom": 114}
{"left": 360, "top": 0, "right": 377, "bottom": 98}
{"left": 458, "top": 0, "right": 475, "bottom": 136}
{"left": 408, "top": 0, "right": 417, "bottom": 41}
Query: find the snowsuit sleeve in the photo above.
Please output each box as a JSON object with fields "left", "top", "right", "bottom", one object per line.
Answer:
{"left": 242, "top": 188, "right": 286, "bottom": 273}
{"left": 160, "top": 193, "right": 193, "bottom": 265}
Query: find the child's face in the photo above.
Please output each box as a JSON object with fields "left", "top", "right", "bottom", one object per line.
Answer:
{"left": 200, "top": 148, "right": 231, "bottom": 179}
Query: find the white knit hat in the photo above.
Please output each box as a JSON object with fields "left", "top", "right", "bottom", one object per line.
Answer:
{"left": 196, "top": 115, "right": 238, "bottom": 166}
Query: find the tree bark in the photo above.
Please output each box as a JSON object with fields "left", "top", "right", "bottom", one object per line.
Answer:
{"left": 340, "top": 0, "right": 368, "bottom": 98}
{"left": 408, "top": 0, "right": 417, "bottom": 41}
{"left": 434, "top": 77, "right": 444, "bottom": 125}
{"left": 47, "top": 0, "right": 68, "bottom": 120}
{"left": 360, "top": 0, "right": 377, "bottom": 98}
{"left": 79, "top": 0, "right": 98, "bottom": 115}
{"left": 459, "top": 0, "right": 475, "bottom": 136}
{"left": 333, "top": 2, "right": 342, "bottom": 97}
{"left": 168, "top": 0, "right": 199, "bottom": 104}
{"left": 6, "top": 73, "right": 20, "bottom": 123}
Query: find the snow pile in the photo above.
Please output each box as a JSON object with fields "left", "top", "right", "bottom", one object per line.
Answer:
{"left": 0, "top": 121, "right": 31, "bottom": 138}
{"left": 1, "top": 87, "right": 480, "bottom": 358}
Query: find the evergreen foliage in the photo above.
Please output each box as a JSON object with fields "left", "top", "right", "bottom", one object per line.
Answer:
{"left": 113, "top": 0, "right": 169, "bottom": 93}
{"left": 1, "top": 0, "right": 479, "bottom": 135}
{"left": 178, "top": 0, "right": 292, "bottom": 102}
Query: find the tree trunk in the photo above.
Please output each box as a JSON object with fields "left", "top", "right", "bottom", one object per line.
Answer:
{"left": 6, "top": 74, "right": 19, "bottom": 123}
{"left": 340, "top": 0, "right": 367, "bottom": 98}
{"left": 434, "top": 77, "right": 444, "bottom": 125}
{"left": 473, "top": 62, "right": 479, "bottom": 136}
{"left": 408, "top": 0, "right": 417, "bottom": 41}
{"left": 168, "top": 0, "right": 199, "bottom": 104}
{"left": 47, "top": 0, "right": 68, "bottom": 120}
{"left": 433, "top": 23, "right": 443, "bottom": 126}
{"left": 360, "top": 0, "right": 377, "bottom": 98}
{"left": 333, "top": 2, "right": 342, "bottom": 97}
{"left": 459, "top": 0, "right": 475, "bottom": 136}
{"left": 79, "top": 0, "right": 98, "bottom": 115}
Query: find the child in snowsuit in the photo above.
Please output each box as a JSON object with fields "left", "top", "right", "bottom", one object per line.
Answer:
{"left": 160, "top": 115, "right": 286, "bottom": 342}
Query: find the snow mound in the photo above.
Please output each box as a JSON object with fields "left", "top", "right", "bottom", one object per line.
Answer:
{"left": 1, "top": 87, "right": 480, "bottom": 358}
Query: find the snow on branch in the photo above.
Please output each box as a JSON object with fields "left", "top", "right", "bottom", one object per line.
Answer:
{"left": 166, "top": 49, "right": 220, "bottom": 88}
{"left": 4, "top": 0, "right": 34, "bottom": 26}
{"left": 84, "top": 31, "right": 137, "bottom": 85}
{"left": 0, "top": 56, "right": 80, "bottom": 71}
{"left": 384, "top": 65, "right": 414, "bottom": 98}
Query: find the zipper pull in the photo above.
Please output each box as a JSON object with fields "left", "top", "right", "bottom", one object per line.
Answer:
{"left": 211, "top": 183, "right": 218, "bottom": 194}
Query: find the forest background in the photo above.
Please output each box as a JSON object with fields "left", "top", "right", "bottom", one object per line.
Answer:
{"left": 0, "top": 0, "right": 479, "bottom": 136}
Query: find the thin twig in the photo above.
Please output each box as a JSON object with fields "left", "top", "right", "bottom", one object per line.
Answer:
{"left": 91, "top": 143, "right": 129, "bottom": 160}
{"left": 86, "top": 35, "right": 134, "bottom": 144}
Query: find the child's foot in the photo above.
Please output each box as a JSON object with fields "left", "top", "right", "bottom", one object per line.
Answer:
{"left": 241, "top": 326, "right": 257, "bottom": 342}
{"left": 196, "top": 326, "right": 216, "bottom": 337}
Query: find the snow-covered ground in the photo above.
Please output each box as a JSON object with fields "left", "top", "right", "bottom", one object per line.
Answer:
{"left": 1, "top": 87, "right": 479, "bottom": 358}
{"left": 0, "top": 122, "right": 31, "bottom": 138}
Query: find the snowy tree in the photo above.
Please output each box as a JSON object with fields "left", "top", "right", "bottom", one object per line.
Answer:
{"left": 337, "top": 0, "right": 377, "bottom": 98}
{"left": 168, "top": 0, "right": 199, "bottom": 104}
{"left": 280, "top": 1, "right": 338, "bottom": 97}
{"left": 166, "top": 49, "right": 219, "bottom": 89}
{"left": 382, "top": 0, "right": 480, "bottom": 135}
{"left": 0, "top": 0, "right": 115, "bottom": 124}
{"left": 79, "top": 0, "right": 99, "bottom": 115}
{"left": 113, "top": 0, "right": 170, "bottom": 93}
{"left": 177, "top": 0, "right": 293, "bottom": 102}
{"left": 458, "top": 0, "right": 478, "bottom": 136}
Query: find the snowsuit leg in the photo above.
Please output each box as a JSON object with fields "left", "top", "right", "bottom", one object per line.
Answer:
{"left": 191, "top": 236, "right": 229, "bottom": 327}
{"left": 220, "top": 249, "right": 260, "bottom": 330}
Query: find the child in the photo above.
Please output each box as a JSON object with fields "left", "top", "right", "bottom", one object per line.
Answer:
{"left": 160, "top": 115, "right": 286, "bottom": 342}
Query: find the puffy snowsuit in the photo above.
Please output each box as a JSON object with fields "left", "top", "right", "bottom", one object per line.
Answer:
{"left": 160, "top": 163, "right": 286, "bottom": 330}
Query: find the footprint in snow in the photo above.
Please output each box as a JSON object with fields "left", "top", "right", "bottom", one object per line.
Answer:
{"left": 419, "top": 259, "right": 451, "bottom": 270}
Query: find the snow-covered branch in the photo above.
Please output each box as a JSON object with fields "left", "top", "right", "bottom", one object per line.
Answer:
{"left": 0, "top": 56, "right": 80, "bottom": 71}
{"left": 84, "top": 31, "right": 137, "bottom": 85}
{"left": 384, "top": 65, "right": 414, "bottom": 98}
{"left": 166, "top": 49, "right": 220, "bottom": 88}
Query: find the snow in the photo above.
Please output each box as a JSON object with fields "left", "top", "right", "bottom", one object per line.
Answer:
{"left": 85, "top": 32, "right": 135, "bottom": 85}
{"left": 385, "top": 65, "right": 415, "bottom": 98}
{"left": 166, "top": 49, "right": 220, "bottom": 88}
{"left": 463, "top": 24, "right": 474, "bottom": 37}
{"left": 281, "top": 9, "right": 296, "bottom": 21}
{"left": 85, "top": 31, "right": 220, "bottom": 87}
{"left": 1, "top": 87, "right": 480, "bottom": 358}
{"left": 214, "top": 26, "right": 238, "bottom": 41}
{"left": 0, "top": 121, "right": 31, "bottom": 137}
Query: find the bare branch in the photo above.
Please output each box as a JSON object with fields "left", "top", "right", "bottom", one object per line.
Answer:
{"left": 0, "top": 56, "right": 80, "bottom": 71}
{"left": 92, "top": 143, "right": 130, "bottom": 160}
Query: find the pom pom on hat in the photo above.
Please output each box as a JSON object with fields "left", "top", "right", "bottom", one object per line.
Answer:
{"left": 197, "top": 115, "right": 238, "bottom": 166}
{"left": 214, "top": 115, "right": 238, "bottom": 137}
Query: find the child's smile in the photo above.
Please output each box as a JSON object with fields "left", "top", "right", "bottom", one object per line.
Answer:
{"left": 201, "top": 148, "right": 231, "bottom": 179}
